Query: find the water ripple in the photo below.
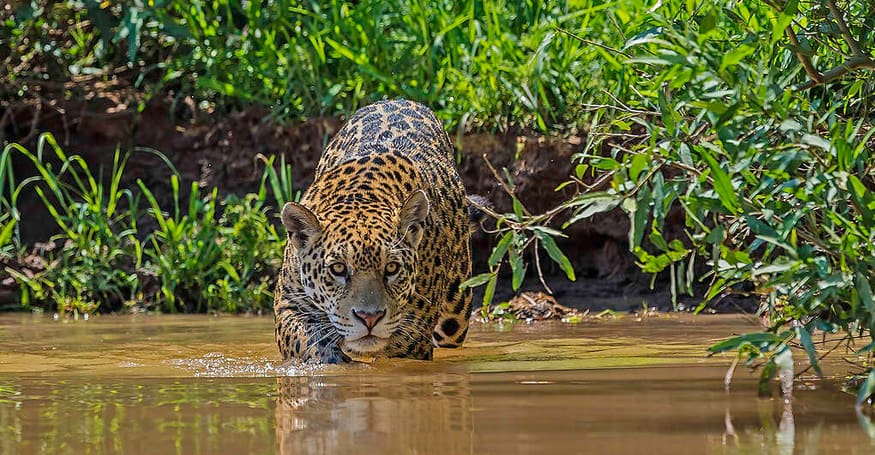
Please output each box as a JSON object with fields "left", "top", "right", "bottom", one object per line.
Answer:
{"left": 166, "top": 352, "right": 365, "bottom": 377}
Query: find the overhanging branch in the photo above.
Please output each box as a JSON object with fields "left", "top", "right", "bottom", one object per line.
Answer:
{"left": 767, "top": 0, "right": 875, "bottom": 90}
{"left": 796, "top": 53, "right": 875, "bottom": 90}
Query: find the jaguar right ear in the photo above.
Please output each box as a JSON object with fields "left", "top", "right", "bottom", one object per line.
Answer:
{"left": 398, "top": 189, "right": 430, "bottom": 248}
{"left": 282, "top": 202, "right": 322, "bottom": 248}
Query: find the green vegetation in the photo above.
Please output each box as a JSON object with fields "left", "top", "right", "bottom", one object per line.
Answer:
{"left": 3, "top": 0, "right": 875, "bottom": 401}
{"left": 0, "top": 149, "right": 15, "bottom": 260}
{"left": 463, "top": 0, "right": 875, "bottom": 401}
{"left": 0, "top": 135, "right": 293, "bottom": 314}
{"left": 2, "top": 0, "right": 616, "bottom": 131}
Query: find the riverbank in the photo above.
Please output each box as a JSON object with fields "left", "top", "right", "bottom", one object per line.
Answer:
{"left": 2, "top": 96, "right": 713, "bottom": 313}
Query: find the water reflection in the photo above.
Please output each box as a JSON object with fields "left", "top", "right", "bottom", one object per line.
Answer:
{"left": 0, "top": 379, "right": 277, "bottom": 455}
{"left": 720, "top": 391, "right": 875, "bottom": 454}
{"left": 2, "top": 372, "right": 875, "bottom": 454}
{"left": 1, "top": 314, "right": 874, "bottom": 454}
{"left": 275, "top": 374, "right": 472, "bottom": 454}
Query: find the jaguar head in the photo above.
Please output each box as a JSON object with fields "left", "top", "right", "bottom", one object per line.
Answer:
{"left": 281, "top": 190, "right": 429, "bottom": 355}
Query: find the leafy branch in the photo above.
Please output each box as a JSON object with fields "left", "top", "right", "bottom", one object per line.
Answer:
{"left": 765, "top": 0, "right": 875, "bottom": 90}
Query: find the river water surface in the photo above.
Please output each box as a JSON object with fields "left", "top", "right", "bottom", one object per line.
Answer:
{"left": 0, "top": 313, "right": 872, "bottom": 454}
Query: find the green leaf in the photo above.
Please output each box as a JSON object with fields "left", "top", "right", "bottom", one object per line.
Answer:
{"left": 564, "top": 194, "right": 622, "bottom": 226}
{"left": 591, "top": 157, "right": 620, "bottom": 170}
{"left": 801, "top": 133, "right": 831, "bottom": 151}
{"left": 324, "top": 37, "right": 359, "bottom": 62}
{"left": 719, "top": 45, "right": 755, "bottom": 71}
{"left": 218, "top": 262, "right": 241, "bottom": 282}
{"left": 536, "top": 232, "right": 576, "bottom": 281}
{"left": 857, "top": 369, "right": 875, "bottom": 408}
{"left": 460, "top": 272, "right": 493, "bottom": 290}
{"left": 633, "top": 241, "right": 689, "bottom": 274}
{"left": 678, "top": 143, "right": 694, "bottom": 167}
{"left": 623, "top": 26, "right": 664, "bottom": 50}
{"left": 699, "top": 9, "right": 717, "bottom": 34}
{"left": 488, "top": 232, "right": 513, "bottom": 267}
{"left": 708, "top": 332, "right": 781, "bottom": 353}
{"left": 124, "top": 7, "right": 142, "bottom": 63}
{"left": 512, "top": 198, "right": 525, "bottom": 218}
{"left": 796, "top": 325, "right": 822, "bottom": 377}
{"left": 629, "top": 154, "right": 648, "bottom": 182}
{"left": 751, "top": 261, "right": 797, "bottom": 276}
{"left": 771, "top": 0, "right": 798, "bottom": 45}
{"left": 482, "top": 272, "right": 498, "bottom": 309}
{"left": 554, "top": 181, "right": 574, "bottom": 192}
{"left": 651, "top": 172, "right": 668, "bottom": 222}
{"left": 698, "top": 145, "right": 739, "bottom": 213}
{"left": 657, "top": 87, "right": 676, "bottom": 136}
{"left": 856, "top": 273, "right": 875, "bottom": 320}
{"left": 197, "top": 78, "right": 237, "bottom": 96}
{"left": 690, "top": 101, "right": 727, "bottom": 115}
{"left": 509, "top": 248, "right": 525, "bottom": 291}
{"left": 629, "top": 191, "right": 650, "bottom": 250}
{"left": 648, "top": 228, "right": 669, "bottom": 251}
{"left": 0, "top": 218, "right": 15, "bottom": 248}
{"left": 848, "top": 175, "right": 874, "bottom": 228}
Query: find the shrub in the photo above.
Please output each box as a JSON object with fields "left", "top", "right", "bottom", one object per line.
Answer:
{"left": 466, "top": 0, "right": 875, "bottom": 401}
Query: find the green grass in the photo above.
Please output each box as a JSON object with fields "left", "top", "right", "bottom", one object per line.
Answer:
{"left": 2, "top": 0, "right": 663, "bottom": 132}
{"left": 4, "top": 1, "right": 871, "bottom": 133}
{"left": 0, "top": 145, "right": 15, "bottom": 260}
{"left": 0, "top": 133, "right": 293, "bottom": 314}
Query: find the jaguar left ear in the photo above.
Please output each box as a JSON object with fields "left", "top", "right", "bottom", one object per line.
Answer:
{"left": 398, "top": 189, "right": 430, "bottom": 248}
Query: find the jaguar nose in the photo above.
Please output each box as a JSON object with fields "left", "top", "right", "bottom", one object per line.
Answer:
{"left": 352, "top": 309, "right": 386, "bottom": 330}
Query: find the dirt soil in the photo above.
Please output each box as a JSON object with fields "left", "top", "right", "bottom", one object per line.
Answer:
{"left": 1, "top": 95, "right": 755, "bottom": 313}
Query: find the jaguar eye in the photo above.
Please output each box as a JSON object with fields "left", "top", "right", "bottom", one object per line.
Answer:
{"left": 385, "top": 261, "right": 401, "bottom": 276}
{"left": 329, "top": 262, "right": 348, "bottom": 277}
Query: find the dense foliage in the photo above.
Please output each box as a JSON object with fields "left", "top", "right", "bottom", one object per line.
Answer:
{"left": 3, "top": 0, "right": 618, "bottom": 131}
{"left": 463, "top": 0, "right": 875, "bottom": 401}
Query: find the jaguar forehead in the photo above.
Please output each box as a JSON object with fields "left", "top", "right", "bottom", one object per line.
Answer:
{"left": 320, "top": 217, "right": 400, "bottom": 265}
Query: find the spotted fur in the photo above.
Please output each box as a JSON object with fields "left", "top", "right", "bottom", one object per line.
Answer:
{"left": 274, "top": 99, "right": 475, "bottom": 363}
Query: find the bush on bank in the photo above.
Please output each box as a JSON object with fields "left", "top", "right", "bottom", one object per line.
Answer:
{"left": 461, "top": 0, "right": 875, "bottom": 401}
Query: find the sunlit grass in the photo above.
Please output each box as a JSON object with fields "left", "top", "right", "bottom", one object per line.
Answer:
{"left": 0, "top": 133, "right": 292, "bottom": 314}
{"left": 1, "top": 0, "right": 656, "bottom": 132}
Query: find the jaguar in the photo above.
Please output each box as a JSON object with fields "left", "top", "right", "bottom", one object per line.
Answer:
{"left": 274, "top": 99, "right": 479, "bottom": 363}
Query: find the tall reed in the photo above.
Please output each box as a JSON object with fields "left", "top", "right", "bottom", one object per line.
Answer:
{"left": 0, "top": 133, "right": 293, "bottom": 314}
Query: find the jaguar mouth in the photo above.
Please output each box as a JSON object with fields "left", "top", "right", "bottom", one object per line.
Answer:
{"left": 343, "top": 334, "right": 389, "bottom": 354}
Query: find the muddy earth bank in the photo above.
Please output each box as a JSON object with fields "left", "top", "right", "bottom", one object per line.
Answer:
{"left": 1, "top": 98, "right": 753, "bottom": 312}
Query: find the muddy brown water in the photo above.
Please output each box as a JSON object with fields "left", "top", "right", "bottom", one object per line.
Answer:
{"left": 0, "top": 313, "right": 872, "bottom": 454}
